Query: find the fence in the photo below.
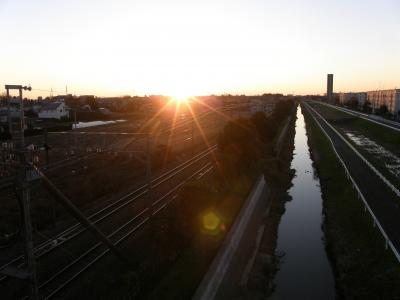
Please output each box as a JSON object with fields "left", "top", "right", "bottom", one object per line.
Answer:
{"left": 303, "top": 102, "right": 400, "bottom": 263}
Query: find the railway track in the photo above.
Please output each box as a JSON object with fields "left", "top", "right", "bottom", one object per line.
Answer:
{"left": 0, "top": 108, "right": 221, "bottom": 189}
{"left": 0, "top": 105, "right": 231, "bottom": 298}
{"left": 0, "top": 145, "right": 216, "bottom": 283}
{"left": 37, "top": 162, "right": 214, "bottom": 299}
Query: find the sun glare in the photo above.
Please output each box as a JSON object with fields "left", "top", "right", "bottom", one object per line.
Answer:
{"left": 171, "top": 93, "right": 189, "bottom": 103}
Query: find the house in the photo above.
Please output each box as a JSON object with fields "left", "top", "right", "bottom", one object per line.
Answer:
{"left": 38, "top": 102, "right": 69, "bottom": 120}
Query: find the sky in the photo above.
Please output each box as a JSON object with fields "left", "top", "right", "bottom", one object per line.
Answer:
{"left": 0, "top": 0, "right": 399, "bottom": 98}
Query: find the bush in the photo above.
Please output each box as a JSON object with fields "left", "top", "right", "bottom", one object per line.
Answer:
{"left": 217, "top": 117, "right": 263, "bottom": 177}
{"left": 173, "top": 180, "right": 217, "bottom": 240}
{"left": 251, "top": 112, "right": 278, "bottom": 141}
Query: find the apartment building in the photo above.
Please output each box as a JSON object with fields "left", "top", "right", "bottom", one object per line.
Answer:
{"left": 338, "top": 92, "right": 367, "bottom": 109}
{"left": 367, "top": 89, "right": 400, "bottom": 117}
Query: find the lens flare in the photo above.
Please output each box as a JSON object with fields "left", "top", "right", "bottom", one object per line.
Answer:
{"left": 202, "top": 211, "right": 221, "bottom": 232}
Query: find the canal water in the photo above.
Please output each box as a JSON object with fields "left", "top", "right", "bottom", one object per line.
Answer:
{"left": 271, "top": 106, "right": 336, "bottom": 299}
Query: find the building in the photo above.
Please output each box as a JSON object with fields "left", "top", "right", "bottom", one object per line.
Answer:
{"left": 249, "top": 98, "right": 275, "bottom": 114}
{"left": 98, "top": 107, "right": 111, "bottom": 115}
{"left": 338, "top": 92, "right": 367, "bottom": 109}
{"left": 367, "top": 89, "right": 400, "bottom": 118}
{"left": 0, "top": 110, "right": 8, "bottom": 123}
{"left": 327, "top": 74, "right": 334, "bottom": 103}
{"left": 38, "top": 102, "right": 69, "bottom": 120}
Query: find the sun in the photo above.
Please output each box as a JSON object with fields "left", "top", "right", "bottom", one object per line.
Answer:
{"left": 170, "top": 92, "right": 190, "bottom": 103}
{"left": 166, "top": 82, "right": 195, "bottom": 103}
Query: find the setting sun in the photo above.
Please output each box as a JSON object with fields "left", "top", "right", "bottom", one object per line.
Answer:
{"left": 171, "top": 95, "right": 189, "bottom": 103}
{"left": 169, "top": 90, "right": 191, "bottom": 103}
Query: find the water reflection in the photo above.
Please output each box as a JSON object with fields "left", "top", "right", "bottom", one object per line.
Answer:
{"left": 271, "top": 106, "right": 335, "bottom": 299}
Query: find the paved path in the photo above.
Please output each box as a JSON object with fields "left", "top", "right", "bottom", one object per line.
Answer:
{"left": 193, "top": 177, "right": 269, "bottom": 300}
{"left": 305, "top": 102, "right": 400, "bottom": 260}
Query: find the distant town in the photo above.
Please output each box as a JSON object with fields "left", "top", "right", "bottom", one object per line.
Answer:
{"left": 1, "top": 81, "right": 399, "bottom": 143}
{"left": 0, "top": 92, "right": 289, "bottom": 140}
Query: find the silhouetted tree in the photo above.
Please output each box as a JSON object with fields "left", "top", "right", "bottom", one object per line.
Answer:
{"left": 217, "top": 118, "right": 262, "bottom": 176}
{"left": 87, "top": 97, "right": 99, "bottom": 110}
{"left": 376, "top": 105, "right": 388, "bottom": 116}
{"left": 362, "top": 101, "right": 372, "bottom": 113}
{"left": 251, "top": 112, "right": 277, "bottom": 141}
{"left": 349, "top": 96, "right": 358, "bottom": 110}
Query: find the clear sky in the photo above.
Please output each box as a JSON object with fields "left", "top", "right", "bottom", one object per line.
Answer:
{"left": 1, "top": 0, "right": 399, "bottom": 98}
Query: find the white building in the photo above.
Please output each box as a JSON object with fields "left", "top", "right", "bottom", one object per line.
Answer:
{"left": 338, "top": 92, "right": 367, "bottom": 109}
{"left": 367, "top": 89, "right": 400, "bottom": 117}
{"left": 249, "top": 99, "right": 275, "bottom": 114}
{"left": 38, "top": 102, "right": 69, "bottom": 120}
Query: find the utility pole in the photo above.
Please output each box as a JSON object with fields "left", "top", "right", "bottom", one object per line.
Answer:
{"left": 35, "top": 166, "right": 134, "bottom": 269}
{"left": 4, "top": 85, "right": 38, "bottom": 299}
{"left": 146, "top": 133, "right": 153, "bottom": 219}
{"left": 5, "top": 85, "right": 31, "bottom": 148}
{"left": 17, "top": 153, "right": 39, "bottom": 300}
{"left": 18, "top": 88, "right": 25, "bottom": 148}
{"left": 74, "top": 107, "right": 78, "bottom": 149}
{"left": 191, "top": 115, "right": 195, "bottom": 155}
{"left": 74, "top": 108, "right": 77, "bottom": 129}
{"left": 6, "top": 88, "right": 12, "bottom": 135}
{"left": 43, "top": 127, "right": 56, "bottom": 227}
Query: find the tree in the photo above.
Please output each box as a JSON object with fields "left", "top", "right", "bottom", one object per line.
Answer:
{"left": 349, "top": 96, "right": 358, "bottom": 110}
{"left": 251, "top": 112, "right": 277, "bottom": 141}
{"left": 362, "top": 101, "right": 372, "bottom": 113}
{"left": 376, "top": 105, "right": 388, "bottom": 116}
{"left": 272, "top": 100, "right": 293, "bottom": 121}
{"left": 217, "top": 118, "right": 262, "bottom": 176}
{"left": 334, "top": 95, "right": 340, "bottom": 105}
{"left": 86, "top": 97, "right": 98, "bottom": 110}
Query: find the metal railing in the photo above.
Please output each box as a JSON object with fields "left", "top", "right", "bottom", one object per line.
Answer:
{"left": 303, "top": 102, "right": 400, "bottom": 262}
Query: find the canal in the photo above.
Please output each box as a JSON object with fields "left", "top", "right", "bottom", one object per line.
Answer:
{"left": 270, "top": 106, "right": 336, "bottom": 299}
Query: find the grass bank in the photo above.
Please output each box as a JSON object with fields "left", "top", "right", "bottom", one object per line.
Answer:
{"left": 314, "top": 103, "right": 400, "bottom": 156}
{"left": 243, "top": 105, "right": 297, "bottom": 298}
{"left": 311, "top": 102, "right": 400, "bottom": 191}
{"left": 302, "top": 103, "right": 400, "bottom": 299}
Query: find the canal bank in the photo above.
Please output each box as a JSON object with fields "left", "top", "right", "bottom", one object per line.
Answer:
{"left": 302, "top": 103, "right": 400, "bottom": 299}
{"left": 192, "top": 103, "right": 297, "bottom": 299}
{"left": 198, "top": 104, "right": 339, "bottom": 299}
{"left": 270, "top": 106, "right": 335, "bottom": 299}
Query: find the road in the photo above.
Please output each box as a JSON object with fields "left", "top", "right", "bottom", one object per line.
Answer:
{"left": 304, "top": 102, "right": 400, "bottom": 261}
{"left": 192, "top": 176, "right": 270, "bottom": 300}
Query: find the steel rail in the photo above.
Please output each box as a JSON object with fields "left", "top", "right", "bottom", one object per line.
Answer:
{"left": 0, "top": 107, "right": 220, "bottom": 188}
{"left": 27, "top": 163, "right": 214, "bottom": 299}
{"left": 0, "top": 145, "right": 216, "bottom": 281}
